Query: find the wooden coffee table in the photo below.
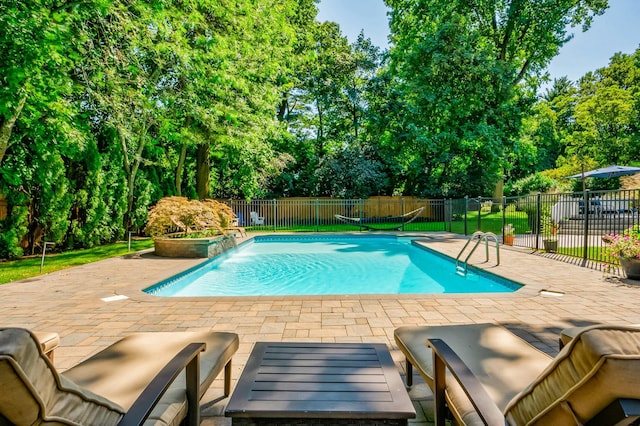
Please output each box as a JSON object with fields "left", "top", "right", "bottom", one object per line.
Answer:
{"left": 225, "top": 342, "right": 416, "bottom": 425}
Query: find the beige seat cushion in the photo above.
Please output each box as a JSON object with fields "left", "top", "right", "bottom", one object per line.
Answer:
{"left": 62, "top": 331, "right": 239, "bottom": 425}
{"left": 395, "top": 323, "right": 552, "bottom": 425}
{"left": 0, "top": 328, "right": 124, "bottom": 425}
{"left": 505, "top": 325, "right": 640, "bottom": 425}
{"left": 560, "top": 323, "right": 640, "bottom": 348}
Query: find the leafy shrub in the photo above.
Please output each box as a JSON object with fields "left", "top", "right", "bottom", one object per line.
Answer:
{"left": 0, "top": 195, "right": 29, "bottom": 259}
{"left": 145, "top": 197, "right": 235, "bottom": 238}
{"left": 506, "top": 173, "right": 555, "bottom": 196}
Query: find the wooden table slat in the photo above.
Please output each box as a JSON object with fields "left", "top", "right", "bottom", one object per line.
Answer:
{"left": 255, "top": 373, "right": 387, "bottom": 383}
{"left": 263, "top": 353, "right": 379, "bottom": 361}
{"left": 234, "top": 400, "right": 413, "bottom": 417}
{"left": 264, "top": 346, "right": 377, "bottom": 355}
{"left": 249, "top": 390, "right": 394, "bottom": 402}
{"left": 257, "top": 366, "right": 384, "bottom": 375}
{"left": 251, "top": 381, "right": 390, "bottom": 392}
{"left": 260, "top": 359, "right": 382, "bottom": 368}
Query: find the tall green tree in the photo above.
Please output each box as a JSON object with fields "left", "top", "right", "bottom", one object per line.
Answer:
{"left": 76, "top": 1, "right": 176, "bottom": 229}
{"left": 0, "top": 0, "right": 106, "bottom": 257}
{"left": 565, "top": 50, "right": 640, "bottom": 165}
{"left": 512, "top": 77, "right": 578, "bottom": 179}
{"left": 177, "top": 0, "right": 301, "bottom": 200}
{"left": 271, "top": 23, "right": 390, "bottom": 197}
{"left": 385, "top": 0, "right": 608, "bottom": 196}
{"left": 0, "top": 0, "right": 104, "bottom": 165}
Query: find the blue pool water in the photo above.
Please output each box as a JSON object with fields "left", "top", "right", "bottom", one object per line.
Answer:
{"left": 145, "top": 236, "right": 521, "bottom": 297}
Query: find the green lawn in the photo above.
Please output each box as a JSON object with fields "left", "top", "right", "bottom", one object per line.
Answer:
{"left": 0, "top": 239, "right": 154, "bottom": 284}
{"left": 242, "top": 210, "right": 530, "bottom": 235}
{"left": 451, "top": 210, "right": 531, "bottom": 235}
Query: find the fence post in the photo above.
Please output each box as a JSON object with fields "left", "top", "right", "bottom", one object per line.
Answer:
{"left": 502, "top": 196, "right": 507, "bottom": 241}
{"left": 315, "top": 198, "right": 319, "bottom": 232}
{"left": 359, "top": 198, "right": 363, "bottom": 232}
{"left": 583, "top": 189, "right": 590, "bottom": 260}
{"left": 477, "top": 196, "right": 482, "bottom": 231}
{"left": 464, "top": 196, "right": 468, "bottom": 236}
{"left": 536, "top": 193, "right": 541, "bottom": 251}
{"left": 443, "top": 199, "right": 447, "bottom": 232}
{"left": 401, "top": 198, "right": 405, "bottom": 231}
{"left": 40, "top": 242, "right": 55, "bottom": 273}
{"left": 273, "top": 199, "right": 277, "bottom": 232}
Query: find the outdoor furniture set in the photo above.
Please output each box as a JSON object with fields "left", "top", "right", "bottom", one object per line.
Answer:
{"left": 552, "top": 196, "right": 637, "bottom": 222}
{"left": 3, "top": 323, "right": 640, "bottom": 425}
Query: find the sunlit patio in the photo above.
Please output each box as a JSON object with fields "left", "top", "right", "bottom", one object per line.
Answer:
{"left": 2, "top": 232, "right": 640, "bottom": 425}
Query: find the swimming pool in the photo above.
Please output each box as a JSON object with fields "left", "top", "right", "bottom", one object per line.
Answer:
{"left": 145, "top": 235, "right": 522, "bottom": 297}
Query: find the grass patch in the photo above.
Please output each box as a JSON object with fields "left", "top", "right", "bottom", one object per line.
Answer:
{"left": 451, "top": 210, "right": 530, "bottom": 235}
{"left": 0, "top": 239, "right": 154, "bottom": 284}
{"left": 557, "top": 245, "right": 611, "bottom": 261}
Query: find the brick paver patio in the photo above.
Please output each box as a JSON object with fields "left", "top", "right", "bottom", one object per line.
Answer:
{"left": 2, "top": 232, "right": 639, "bottom": 425}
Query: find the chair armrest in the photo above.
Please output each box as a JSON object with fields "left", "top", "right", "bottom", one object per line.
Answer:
{"left": 118, "top": 342, "right": 206, "bottom": 426}
{"left": 586, "top": 399, "right": 640, "bottom": 426}
{"left": 427, "top": 338, "right": 507, "bottom": 426}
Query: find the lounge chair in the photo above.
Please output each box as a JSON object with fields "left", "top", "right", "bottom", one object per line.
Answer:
{"left": 250, "top": 211, "right": 264, "bottom": 225}
{"left": 0, "top": 328, "right": 239, "bottom": 425}
{"left": 395, "top": 323, "right": 640, "bottom": 425}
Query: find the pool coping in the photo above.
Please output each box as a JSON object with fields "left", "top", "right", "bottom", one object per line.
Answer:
{"left": 133, "top": 232, "right": 546, "bottom": 302}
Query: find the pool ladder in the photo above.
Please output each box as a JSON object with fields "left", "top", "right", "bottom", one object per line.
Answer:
{"left": 455, "top": 231, "right": 500, "bottom": 276}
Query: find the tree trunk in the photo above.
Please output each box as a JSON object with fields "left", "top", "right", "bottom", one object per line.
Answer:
{"left": 119, "top": 122, "right": 148, "bottom": 230}
{"left": 492, "top": 178, "right": 504, "bottom": 213}
{"left": 196, "top": 143, "right": 210, "bottom": 200}
{"left": 352, "top": 104, "right": 358, "bottom": 138}
{"left": 277, "top": 91, "right": 289, "bottom": 122}
{"left": 175, "top": 142, "right": 187, "bottom": 196}
{"left": 316, "top": 102, "right": 324, "bottom": 155}
{"left": 0, "top": 93, "right": 28, "bottom": 164}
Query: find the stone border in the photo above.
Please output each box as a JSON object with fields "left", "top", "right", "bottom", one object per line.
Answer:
{"left": 153, "top": 234, "right": 237, "bottom": 258}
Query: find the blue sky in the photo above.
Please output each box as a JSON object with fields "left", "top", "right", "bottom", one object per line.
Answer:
{"left": 316, "top": 0, "right": 640, "bottom": 84}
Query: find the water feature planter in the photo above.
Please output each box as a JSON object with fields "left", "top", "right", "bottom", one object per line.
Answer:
{"left": 620, "top": 257, "right": 640, "bottom": 280}
{"left": 154, "top": 235, "right": 237, "bottom": 258}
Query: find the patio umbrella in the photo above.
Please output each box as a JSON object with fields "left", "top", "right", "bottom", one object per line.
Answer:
{"left": 567, "top": 165, "right": 640, "bottom": 179}
{"left": 567, "top": 165, "right": 640, "bottom": 191}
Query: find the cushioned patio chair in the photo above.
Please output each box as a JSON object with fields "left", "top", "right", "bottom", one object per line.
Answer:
{"left": 395, "top": 323, "right": 640, "bottom": 425}
{"left": 250, "top": 211, "right": 264, "bottom": 225}
{"left": 0, "top": 328, "right": 239, "bottom": 425}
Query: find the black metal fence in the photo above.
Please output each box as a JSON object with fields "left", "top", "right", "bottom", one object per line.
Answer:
{"left": 227, "top": 189, "right": 640, "bottom": 265}
{"left": 228, "top": 197, "right": 452, "bottom": 233}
